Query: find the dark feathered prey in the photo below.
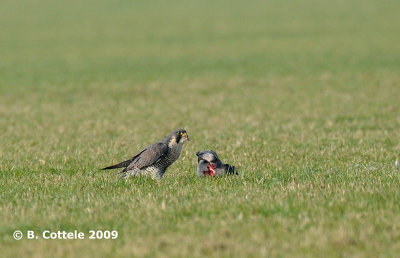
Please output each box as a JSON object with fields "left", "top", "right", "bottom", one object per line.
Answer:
{"left": 196, "top": 150, "right": 237, "bottom": 176}
{"left": 102, "top": 129, "right": 189, "bottom": 179}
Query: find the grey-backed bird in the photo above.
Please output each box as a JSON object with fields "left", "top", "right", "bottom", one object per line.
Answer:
{"left": 102, "top": 129, "right": 189, "bottom": 179}
{"left": 196, "top": 150, "right": 237, "bottom": 177}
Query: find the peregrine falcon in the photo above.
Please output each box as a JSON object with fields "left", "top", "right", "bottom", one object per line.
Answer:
{"left": 196, "top": 150, "right": 237, "bottom": 177}
{"left": 102, "top": 129, "right": 190, "bottom": 179}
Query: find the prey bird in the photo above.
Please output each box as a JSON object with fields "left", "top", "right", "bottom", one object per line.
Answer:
{"left": 102, "top": 129, "right": 190, "bottom": 179}
{"left": 196, "top": 150, "right": 237, "bottom": 177}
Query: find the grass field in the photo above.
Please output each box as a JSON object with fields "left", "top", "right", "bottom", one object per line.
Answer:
{"left": 1, "top": 0, "right": 400, "bottom": 257}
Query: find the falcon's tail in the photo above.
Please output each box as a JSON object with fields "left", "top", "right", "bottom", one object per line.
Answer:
{"left": 101, "top": 159, "right": 131, "bottom": 170}
{"left": 224, "top": 164, "right": 238, "bottom": 175}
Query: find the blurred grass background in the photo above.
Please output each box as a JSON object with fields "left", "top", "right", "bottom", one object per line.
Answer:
{"left": 1, "top": 0, "right": 400, "bottom": 257}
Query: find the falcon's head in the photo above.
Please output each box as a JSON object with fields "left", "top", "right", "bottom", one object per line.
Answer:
{"left": 169, "top": 129, "right": 190, "bottom": 145}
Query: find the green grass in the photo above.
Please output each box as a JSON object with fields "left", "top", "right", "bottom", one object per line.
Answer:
{"left": 1, "top": 0, "right": 400, "bottom": 257}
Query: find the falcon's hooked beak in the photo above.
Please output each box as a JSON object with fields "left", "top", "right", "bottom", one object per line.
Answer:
{"left": 182, "top": 132, "right": 190, "bottom": 142}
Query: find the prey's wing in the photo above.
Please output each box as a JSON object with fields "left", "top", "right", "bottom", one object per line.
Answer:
{"left": 197, "top": 160, "right": 210, "bottom": 172}
{"left": 196, "top": 150, "right": 218, "bottom": 163}
{"left": 126, "top": 142, "right": 169, "bottom": 170}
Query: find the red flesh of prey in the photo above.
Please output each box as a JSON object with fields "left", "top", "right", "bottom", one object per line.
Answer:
{"left": 204, "top": 163, "right": 216, "bottom": 176}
